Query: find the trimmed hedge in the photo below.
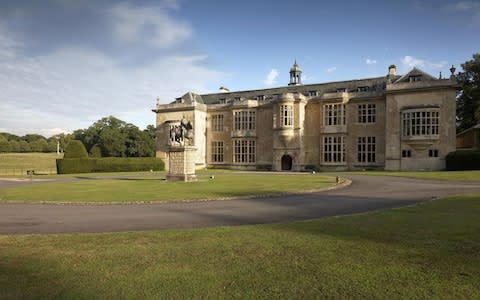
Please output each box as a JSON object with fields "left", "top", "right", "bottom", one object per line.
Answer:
{"left": 56, "top": 157, "right": 165, "bottom": 174}
{"left": 89, "top": 144, "right": 102, "bottom": 158}
{"left": 446, "top": 150, "right": 480, "bottom": 171}
{"left": 64, "top": 140, "right": 88, "bottom": 158}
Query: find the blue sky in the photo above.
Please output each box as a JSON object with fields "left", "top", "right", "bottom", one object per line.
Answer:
{"left": 0, "top": 0, "right": 479, "bottom": 137}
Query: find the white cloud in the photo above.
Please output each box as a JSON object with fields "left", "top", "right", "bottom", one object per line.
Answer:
{"left": 401, "top": 55, "right": 447, "bottom": 70}
{"left": 263, "top": 69, "right": 279, "bottom": 85}
{"left": 402, "top": 55, "right": 425, "bottom": 68}
{"left": 40, "top": 128, "right": 72, "bottom": 137}
{"left": 0, "top": 24, "right": 22, "bottom": 60}
{"left": 0, "top": 47, "right": 225, "bottom": 137}
{"left": 449, "top": 1, "right": 480, "bottom": 12}
{"left": 302, "top": 74, "right": 313, "bottom": 83}
{"left": 326, "top": 66, "right": 337, "bottom": 73}
{"left": 0, "top": 1, "right": 227, "bottom": 137}
{"left": 444, "top": 1, "right": 480, "bottom": 26}
{"left": 429, "top": 61, "right": 448, "bottom": 68}
{"left": 109, "top": 2, "right": 191, "bottom": 48}
{"left": 366, "top": 58, "right": 377, "bottom": 65}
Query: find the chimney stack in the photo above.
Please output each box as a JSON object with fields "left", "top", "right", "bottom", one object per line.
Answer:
{"left": 388, "top": 64, "right": 396, "bottom": 76}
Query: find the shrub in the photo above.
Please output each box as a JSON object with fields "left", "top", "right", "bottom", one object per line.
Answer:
{"left": 304, "top": 164, "right": 320, "bottom": 172}
{"left": 89, "top": 144, "right": 102, "bottom": 158}
{"left": 446, "top": 150, "right": 480, "bottom": 170}
{"left": 256, "top": 164, "right": 272, "bottom": 171}
{"left": 64, "top": 140, "right": 88, "bottom": 158}
{"left": 56, "top": 157, "right": 165, "bottom": 174}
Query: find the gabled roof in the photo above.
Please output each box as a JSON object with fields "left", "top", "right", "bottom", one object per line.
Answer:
{"left": 176, "top": 92, "right": 204, "bottom": 104}
{"left": 457, "top": 124, "right": 480, "bottom": 136}
{"left": 393, "top": 67, "right": 437, "bottom": 83}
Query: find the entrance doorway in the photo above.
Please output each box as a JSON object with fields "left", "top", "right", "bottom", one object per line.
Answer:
{"left": 281, "top": 155, "right": 293, "bottom": 171}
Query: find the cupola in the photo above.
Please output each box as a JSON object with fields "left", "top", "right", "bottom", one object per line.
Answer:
{"left": 289, "top": 60, "right": 302, "bottom": 86}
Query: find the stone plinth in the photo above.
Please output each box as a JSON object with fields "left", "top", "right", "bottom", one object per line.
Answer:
{"left": 166, "top": 146, "right": 197, "bottom": 181}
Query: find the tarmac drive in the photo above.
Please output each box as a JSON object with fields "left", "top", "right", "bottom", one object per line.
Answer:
{"left": 0, "top": 175, "right": 479, "bottom": 234}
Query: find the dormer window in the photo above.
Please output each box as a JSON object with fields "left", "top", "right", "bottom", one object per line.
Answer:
{"left": 219, "top": 98, "right": 226, "bottom": 104}
{"left": 234, "top": 97, "right": 241, "bottom": 102}
{"left": 309, "top": 90, "right": 318, "bottom": 97}
{"left": 409, "top": 75, "right": 422, "bottom": 82}
{"left": 256, "top": 95, "right": 265, "bottom": 101}
{"left": 336, "top": 88, "right": 346, "bottom": 93}
{"left": 357, "top": 86, "right": 369, "bottom": 92}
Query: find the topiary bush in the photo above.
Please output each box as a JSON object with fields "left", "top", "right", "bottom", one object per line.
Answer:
{"left": 56, "top": 157, "right": 165, "bottom": 174}
{"left": 64, "top": 140, "right": 88, "bottom": 159}
{"left": 89, "top": 144, "right": 102, "bottom": 158}
{"left": 446, "top": 150, "right": 480, "bottom": 170}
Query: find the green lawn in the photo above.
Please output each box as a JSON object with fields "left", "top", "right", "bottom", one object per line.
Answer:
{"left": 345, "top": 170, "right": 480, "bottom": 181}
{"left": 0, "top": 173, "right": 336, "bottom": 203}
{"left": 1, "top": 192, "right": 479, "bottom": 299}
{"left": 0, "top": 152, "right": 61, "bottom": 175}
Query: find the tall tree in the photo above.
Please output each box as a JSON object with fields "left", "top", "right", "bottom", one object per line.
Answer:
{"left": 22, "top": 134, "right": 47, "bottom": 143}
{"left": 30, "top": 138, "right": 49, "bottom": 152}
{"left": 0, "top": 135, "right": 11, "bottom": 152}
{"left": 457, "top": 53, "right": 480, "bottom": 132}
{"left": 73, "top": 116, "right": 155, "bottom": 157}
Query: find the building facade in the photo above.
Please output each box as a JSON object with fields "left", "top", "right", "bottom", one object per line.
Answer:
{"left": 153, "top": 63, "right": 458, "bottom": 171}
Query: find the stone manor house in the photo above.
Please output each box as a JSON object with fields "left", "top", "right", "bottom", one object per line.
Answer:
{"left": 153, "top": 62, "right": 458, "bottom": 171}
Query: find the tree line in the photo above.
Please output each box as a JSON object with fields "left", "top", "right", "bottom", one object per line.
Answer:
{"left": 0, "top": 133, "right": 63, "bottom": 153}
{"left": 0, "top": 116, "right": 156, "bottom": 157}
{"left": 456, "top": 53, "right": 480, "bottom": 132}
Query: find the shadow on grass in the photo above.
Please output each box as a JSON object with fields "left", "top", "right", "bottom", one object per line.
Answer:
{"left": 0, "top": 253, "right": 100, "bottom": 299}
{"left": 73, "top": 176, "right": 166, "bottom": 181}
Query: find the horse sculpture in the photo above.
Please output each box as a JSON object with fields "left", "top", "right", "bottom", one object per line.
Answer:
{"left": 169, "top": 118, "right": 194, "bottom": 146}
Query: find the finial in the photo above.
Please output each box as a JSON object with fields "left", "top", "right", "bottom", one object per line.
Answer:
{"left": 156, "top": 97, "right": 160, "bottom": 105}
{"left": 439, "top": 71, "right": 442, "bottom": 79}
{"left": 450, "top": 65, "right": 456, "bottom": 76}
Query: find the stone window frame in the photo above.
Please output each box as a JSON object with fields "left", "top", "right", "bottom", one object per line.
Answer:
{"left": 323, "top": 103, "right": 346, "bottom": 126}
{"left": 409, "top": 75, "right": 422, "bottom": 82}
{"left": 211, "top": 114, "right": 224, "bottom": 132}
{"left": 280, "top": 104, "right": 293, "bottom": 127}
{"left": 357, "top": 86, "right": 370, "bottom": 92}
{"left": 309, "top": 90, "right": 318, "bottom": 97}
{"left": 402, "top": 149, "right": 412, "bottom": 158}
{"left": 233, "top": 139, "right": 256, "bottom": 164}
{"left": 428, "top": 149, "right": 439, "bottom": 158}
{"left": 211, "top": 141, "right": 224, "bottom": 163}
{"left": 402, "top": 108, "right": 439, "bottom": 138}
{"left": 323, "top": 135, "right": 346, "bottom": 164}
{"left": 357, "top": 136, "right": 376, "bottom": 163}
{"left": 358, "top": 103, "right": 376, "bottom": 124}
{"left": 233, "top": 110, "right": 256, "bottom": 131}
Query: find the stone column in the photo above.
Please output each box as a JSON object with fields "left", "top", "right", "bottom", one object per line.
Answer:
{"left": 166, "top": 146, "right": 197, "bottom": 181}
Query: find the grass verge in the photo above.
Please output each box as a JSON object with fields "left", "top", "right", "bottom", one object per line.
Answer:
{"left": 0, "top": 173, "right": 335, "bottom": 203}
{"left": 1, "top": 192, "right": 479, "bottom": 299}
{"left": 344, "top": 170, "right": 480, "bottom": 181}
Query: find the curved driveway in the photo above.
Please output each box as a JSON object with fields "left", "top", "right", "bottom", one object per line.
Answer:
{"left": 1, "top": 175, "right": 479, "bottom": 234}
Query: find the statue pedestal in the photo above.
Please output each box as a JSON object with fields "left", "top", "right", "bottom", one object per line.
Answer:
{"left": 166, "top": 146, "right": 197, "bottom": 182}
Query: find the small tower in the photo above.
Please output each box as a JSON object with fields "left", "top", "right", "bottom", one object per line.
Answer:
{"left": 387, "top": 64, "right": 396, "bottom": 83}
{"left": 289, "top": 60, "right": 302, "bottom": 86}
